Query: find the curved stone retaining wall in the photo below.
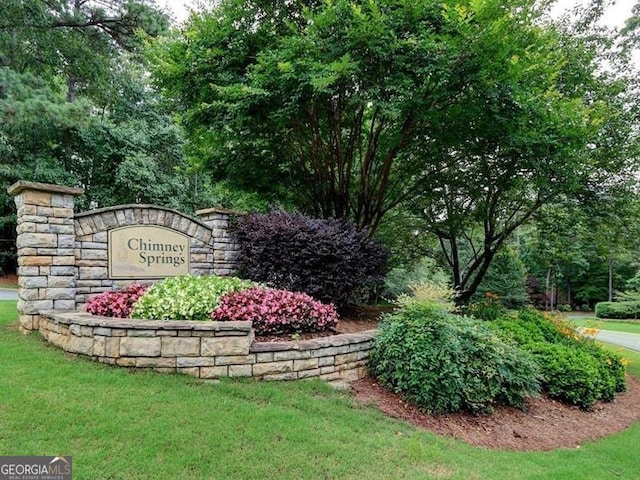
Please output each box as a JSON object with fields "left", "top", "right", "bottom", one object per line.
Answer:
{"left": 38, "top": 311, "right": 375, "bottom": 382}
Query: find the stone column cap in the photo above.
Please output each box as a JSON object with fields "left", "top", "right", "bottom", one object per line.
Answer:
{"left": 7, "top": 180, "right": 84, "bottom": 197}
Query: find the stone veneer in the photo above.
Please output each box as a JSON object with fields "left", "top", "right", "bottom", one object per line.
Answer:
{"left": 38, "top": 311, "right": 374, "bottom": 382}
{"left": 9, "top": 181, "right": 84, "bottom": 332}
{"left": 8, "top": 181, "right": 243, "bottom": 332}
{"left": 73, "top": 205, "right": 216, "bottom": 307}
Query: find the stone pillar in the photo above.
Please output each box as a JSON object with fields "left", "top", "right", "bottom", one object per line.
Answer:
{"left": 7, "top": 181, "right": 84, "bottom": 333}
{"left": 195, "top": 208, "right": 243, "bottom": 276}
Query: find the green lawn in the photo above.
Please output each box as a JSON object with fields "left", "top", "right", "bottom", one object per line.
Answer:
{"left": 1, "top": 299, "right": 639, "bottom": 480}
{"left": 569, "top": 317, "right": 640, "bottom": 335}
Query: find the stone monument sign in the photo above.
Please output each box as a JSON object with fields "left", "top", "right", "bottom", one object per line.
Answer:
{"left": 108, "top": 225, "right": 190, "bottom": 278}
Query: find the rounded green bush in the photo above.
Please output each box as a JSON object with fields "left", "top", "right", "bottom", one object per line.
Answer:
{"left": 529, "top": 342, "right": 604, "bottom": 409}
{"left": 492, "top": 309, "right": 627, "bottom": 408}
{"left": 131, "top": 275, "right": 256, "bottom": 321}
{"left": 369, "top": 300, "right": 540, "bottom": 414}
{"left": 595, "top": 301, "right": 640, "bottom": 319}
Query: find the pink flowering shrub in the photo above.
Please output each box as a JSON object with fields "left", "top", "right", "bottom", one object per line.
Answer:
{"left": 211, "top": 287, "right": 339, "bottom": 335}
{"left": 85, "top": 284, "right": 148, "bottom": 318}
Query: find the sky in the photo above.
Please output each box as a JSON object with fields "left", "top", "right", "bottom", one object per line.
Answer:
{"left": 159, "top": 0, "right": 636, "bottom": 27}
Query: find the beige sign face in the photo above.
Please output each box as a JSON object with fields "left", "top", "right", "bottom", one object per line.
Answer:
{"left": 108, "top": 226, "right": 190, "bottom": 279}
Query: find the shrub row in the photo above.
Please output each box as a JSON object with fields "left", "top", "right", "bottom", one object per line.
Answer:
{"left": 492, "top": 310, "right": 626, "bottom": 409}
{"left": 595, "top": 301, "right": 640, "bottom": 319}
{"left": 369, "top": 299, "right": 540, "bottom": 414}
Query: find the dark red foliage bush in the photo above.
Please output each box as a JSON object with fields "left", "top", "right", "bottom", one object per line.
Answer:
{"left": 211, "top": 287, "right": 338, "bottom": 335}
{"left": 230, "top": 211, "right": 388, "bottom": 309}
{"left": 85, "top": 283, "right": 148, "bottom": 318}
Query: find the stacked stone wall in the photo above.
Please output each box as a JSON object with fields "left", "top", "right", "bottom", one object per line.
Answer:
{"left": 39, "top": 311, "right": 374, "bottom": 382}
{"left": 9, "top": 181, "right": 83, "bottom": 331}
{"left": 74, "top": 205, "right": 216, "bottom": 306}
{"left": 196, "top": 208, "right": 242, "bottom": 276}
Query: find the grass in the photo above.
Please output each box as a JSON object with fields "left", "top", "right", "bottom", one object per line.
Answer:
{"left": 1, "top": 299, "right": 639, "bottom": 480}
{"left": 569, "top": 317, "right": 640, "bottom": 335}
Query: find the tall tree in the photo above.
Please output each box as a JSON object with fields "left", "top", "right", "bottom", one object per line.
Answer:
{"left": 0, "top": 1, "right": 185, "bottom": 274}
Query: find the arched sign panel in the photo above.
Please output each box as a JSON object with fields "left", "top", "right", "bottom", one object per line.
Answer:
{"left": 108, "top": 226, "right": 190, "bottom": 279}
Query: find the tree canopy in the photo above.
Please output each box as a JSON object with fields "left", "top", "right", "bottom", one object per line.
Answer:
{"left": 150, "top": 0, "right": 639, "bottom": 301}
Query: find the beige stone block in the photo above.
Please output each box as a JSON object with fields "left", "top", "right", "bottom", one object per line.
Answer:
{"left": 200, "top": 366, "right": 228, "bottom": 379}
{"left": 228, "top": 365, "right": 253, "bottom": 377}
{"left": 126, "top": 329, "right": 157, "bottom": 337}
{"left": 298, "top": 368, "right": 322, "bottom": 379}
{"left": 255, "top": 352, "right": 274, "bottom": 363}
{"left": 120, "top": 337, "right": 161, "bottom": 357}
{"left": 318, "top": 356, "right": 334, "bottom": 367}
{"left": 52, "top": 207, "right": 74, "bottom": 218}
{"left": 54, "top": 300, "right": 75, "bottom": 310}
{"left": 335, "top": 352, "right": 359, "bottom": 365}
{"left": 135, "top": 357, "right": 176, "bottom": 368}
{"left": 105, "top": 337, "right": 120, "bottom": 358}
{"left": 23, "top": 190, "right": 52, "bottom": 207}
{"left": 214, "top": 355, "right": 256, "bottom": 365}
{"left": 293, "top": 358, "right": 319, "bottom": 371}
{"left": 17, "top": 223, "right": 36, "bottom": 234}
{"left": 48, "top": 276, "right": 74, "bottom": 288}
{"left": 17, "top": 298, "right": 52, "bottom": 314}
{"left": 252, "top": 361, "right": 293, "bottom": 376}
{"left": 66, "top": 335, "right": 94, "bottom": 355}
{"left": 274, "top": 350, "right": 312, "bottom": 361}
{"left": 94, "top": 336, "right": 107, "bottom": 357}
{"left": 18, "top": 233, "right": 57, "bottom": 248}
{"left": 18, "top": 289, "right": 37, "bottom": 302}
{"left": 79, "top": 267, "right": 108, "bottom": 280}
{"left": 178, "top": 367, "right": 199, "bottom": 377}
{"left": 201, "top": 336, "right": 252, "bottom": 356}
{"left": 45, "top": 288, "right": 75, "bottom": 300}
{"left": 339, "top": 368, "right": 362, "bottom": 382}
{"left": 36, "top": 207, "right": 54, "bottom": 216}
{"left": 19, "top": 256, "right": 53, "bottom": 267}
{"left": 161, "top": 337, "right": 200, "bottom": 357}
{"left": 176, "top": 357, "right": 216, "bottom": 367}
{"left": 116, "top": 357, "right": 137, "bottom": 367}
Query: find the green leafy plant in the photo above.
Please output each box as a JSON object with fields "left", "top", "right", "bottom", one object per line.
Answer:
{"left": 131, "top": 275, "right": 255, "bottom": 321}
{"left": 464, "top": 292, "right": 507, "bottom": 321}
{"left": 595, "top": 301, "right": 640, "bottom": 319}
{"left": 369, "top": 299, "right": 540, "bottom": 414}
{"left": 492, "top": 309, "right": 626, "bottom": 409}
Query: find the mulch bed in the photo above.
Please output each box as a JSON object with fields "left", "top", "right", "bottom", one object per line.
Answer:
{"left": 351, "top": 376, "right": 640, "bottom": 451}
{"left": 255, "top": 309, "right": 640, "bottom": 451}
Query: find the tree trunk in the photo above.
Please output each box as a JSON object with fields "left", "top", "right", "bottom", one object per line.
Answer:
{"left": 545, "top": 266, "right": 552, "bottom": 311}
{"left": 608, "top": 257, "right": 613, "bottom": 302}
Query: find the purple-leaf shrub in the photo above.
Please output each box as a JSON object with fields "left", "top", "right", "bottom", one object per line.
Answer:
{"left": 85, "top": 284, "right": 148, "bottom": 318}
{"left": 230, "top": 211, "right": 388, "bottom": 310}
{"left": 211, "top": 287, "right": 339, "bottom": 335}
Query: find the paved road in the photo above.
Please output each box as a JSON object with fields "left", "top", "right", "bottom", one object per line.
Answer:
{"left": 593, "top": 330, "right": 640, "bottom": 352}
{"left": 0, "top": 289, "right": 18, "bottom": 301}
